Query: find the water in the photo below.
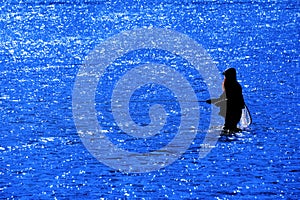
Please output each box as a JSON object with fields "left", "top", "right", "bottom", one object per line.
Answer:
{"left": 0, "top": 0, "right": 299, "bottom": 199}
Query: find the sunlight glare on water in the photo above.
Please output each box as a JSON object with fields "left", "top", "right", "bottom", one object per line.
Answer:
{"left": 0, "top": 0, "right": 299, "bottom": 199}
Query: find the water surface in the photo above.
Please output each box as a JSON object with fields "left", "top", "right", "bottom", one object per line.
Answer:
{"left": 0, "top": 0, "right": 299, "bottom": 199}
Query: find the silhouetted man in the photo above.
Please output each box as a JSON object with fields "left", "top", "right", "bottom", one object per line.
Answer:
{"left": 206, "top": 68, "right": 245, "bottom": 132}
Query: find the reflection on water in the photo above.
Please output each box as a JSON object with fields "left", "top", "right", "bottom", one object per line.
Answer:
{"left": 0, "top": 0, "right": 299, "bottom": 199}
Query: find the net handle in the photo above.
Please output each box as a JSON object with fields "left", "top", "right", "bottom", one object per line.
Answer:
{"left": 244, "top": 104, "right": 252, "bottom": 125}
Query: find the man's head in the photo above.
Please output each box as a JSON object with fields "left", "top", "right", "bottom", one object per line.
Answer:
{"left": 223, "top": 68, "right": 237, "bottom": 81}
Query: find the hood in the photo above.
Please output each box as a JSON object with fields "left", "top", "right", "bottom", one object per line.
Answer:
{"left": 223, "top": 68, "right": 237, "bottom": 81}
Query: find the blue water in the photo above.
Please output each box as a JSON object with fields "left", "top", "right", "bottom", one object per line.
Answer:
{"left": 1, "top": 0, "right": 299, "bottom": 199}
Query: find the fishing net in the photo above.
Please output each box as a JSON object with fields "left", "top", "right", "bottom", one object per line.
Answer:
{"left": 240, "top": 104, "right": 252, "bottom": 128}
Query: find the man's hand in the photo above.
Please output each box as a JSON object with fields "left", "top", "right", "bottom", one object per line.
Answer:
{"left": 206, "top": 99, "right": 212, "bottom": 104}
